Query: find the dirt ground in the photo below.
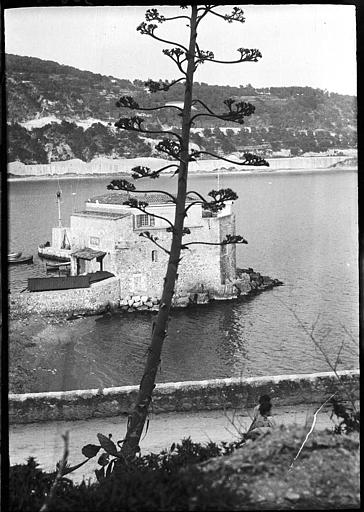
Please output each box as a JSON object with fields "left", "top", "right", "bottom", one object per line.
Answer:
{"left": 200, "top": 425, "right": 360, "bottom": 509}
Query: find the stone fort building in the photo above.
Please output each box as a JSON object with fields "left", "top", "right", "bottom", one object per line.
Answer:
{"left": 68, "top": 190, "right": 239, "bottom": 301}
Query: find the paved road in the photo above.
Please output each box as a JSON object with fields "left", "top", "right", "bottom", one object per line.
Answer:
{"left": 10, "top": 404, "right": 335, "bottom": 483}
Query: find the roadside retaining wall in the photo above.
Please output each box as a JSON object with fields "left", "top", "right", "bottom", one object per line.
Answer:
{"left": 9, "top": 276, "right": 121, "bottom": 316}
{"left": 9, "top": 370, "right": 359, "bottom": 424}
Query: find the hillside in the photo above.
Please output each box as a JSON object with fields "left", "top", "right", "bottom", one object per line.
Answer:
{"left": 6, "top": 54, "right": 357, "bottom": 165}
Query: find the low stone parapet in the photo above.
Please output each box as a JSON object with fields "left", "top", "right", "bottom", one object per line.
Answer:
{"left": 9, "top": 370, "right": 359, "bottom": 424}
{"left": 9, "top": 276, "right": 121, "bottom": 317}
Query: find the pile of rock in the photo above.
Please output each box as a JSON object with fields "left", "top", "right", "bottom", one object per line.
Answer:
{"left": 119, "top": 295, "right": 160, "bottom": 313}
{"left": 116, "top": 268, "right": 283, "bottom": 314}
{"left": 171, "top": 293, "right": 192, "bottom": 308}
{"left": 236, "top": 268, "right": 283, "bottom": 292}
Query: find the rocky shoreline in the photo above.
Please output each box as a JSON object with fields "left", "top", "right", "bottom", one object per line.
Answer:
{"left": 114, "top": 268, "right": 283, "bottom": 314}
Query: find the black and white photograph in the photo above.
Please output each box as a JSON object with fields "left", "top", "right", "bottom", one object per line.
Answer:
{"left": 5, "top": 2, "right": 359, "bottom": 510}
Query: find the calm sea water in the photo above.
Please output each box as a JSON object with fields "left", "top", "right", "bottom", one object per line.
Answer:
{"left": 8, "top": 170, "right": 359, "bottom": 392}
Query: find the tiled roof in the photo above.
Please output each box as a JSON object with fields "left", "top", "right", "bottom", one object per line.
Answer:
{"left": 72, "top": 210, "right": 131, "bottom": 219}
{"left": 88, "top": 191, "right": 196, "bottom": 206}
{"left": 71, "top": 248, "right": 106, "bottom": 260}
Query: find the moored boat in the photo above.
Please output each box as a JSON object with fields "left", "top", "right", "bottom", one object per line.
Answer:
{"left": 8, "top": 254, "right": 33, "bottom": 265}
{"left": 38, "top": 243, "right": 71, "bottom": 262}
{"left": 8, "top": 251, "right": 22, "bottom": 260}
{"left": 46, "top": 261, "right": 71, "bottom": 272}
{"left": 37, "top": 190, "right": 72, "bottom": 262}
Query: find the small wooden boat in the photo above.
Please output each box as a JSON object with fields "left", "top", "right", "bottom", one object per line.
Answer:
{"left": 37, "top": 192, "right": 72, "bottom": 262}
{"left": 38, "top": 242, "right": 71, "bottom": 262}
{"left": 8, "top": 254, "right": 34, "bottom": 265}
{"left": 46, "top": 261, "right": 71, "bottom": 272}
{"left": 8, "top": 251, "right": 22, "bottom": 260}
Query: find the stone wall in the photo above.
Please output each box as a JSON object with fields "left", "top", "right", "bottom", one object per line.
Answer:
{"left": 9, "top": 268, "right": 281, "bottom": 317}
{"left": 70, "top": 213, "right": 129, "bottom": 276}
{"left": 10, "top": 276, "right": 121, "bottom": 316}
{"left": 8, "top": 370, "right": 359, "bottom": 424}
{"left": 114, "top": 227, "right": 171, "bottom": 298}
{"left": 177, "top": 219, "right": 223, "bottom": 293}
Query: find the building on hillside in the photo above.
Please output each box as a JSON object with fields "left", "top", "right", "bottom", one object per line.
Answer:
{"left": 235, "top": 143, "right": 273, "bottom": 157}
{"left": 271, "top": 148, "right": 291, "bottom": 157}
{"left": 69, "top": 190, "right": 238, "bottom": 298}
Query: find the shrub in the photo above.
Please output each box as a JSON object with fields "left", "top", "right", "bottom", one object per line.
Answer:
{"left": 9, "top": 438, "right": 248, "bottom": 511}
{"left": 330, "top": 398, "right": 360, "bottom": 434}
{"left": 9, "top": 457, "right": 59, "bottom": 512}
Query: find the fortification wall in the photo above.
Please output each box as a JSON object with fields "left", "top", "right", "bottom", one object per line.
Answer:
{"left": 10, "top": 276, "right": 121, "bottom": 316}
{"left": 9, "top": 370, "right": 359, "bottom": 424}
{"left": 177, "top": 219, "right": 223, "bottom": 293}
{"left": 9, "top": 268, "right": 280, "bottom": 316}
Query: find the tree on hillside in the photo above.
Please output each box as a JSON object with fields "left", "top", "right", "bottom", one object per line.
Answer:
{"left": 102, "top": 5, "right": 269, "bottom": 460}
{"left": 7, "top": 123, "right": 48, "bottom": 164}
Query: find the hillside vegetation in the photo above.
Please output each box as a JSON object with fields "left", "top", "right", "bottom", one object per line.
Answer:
{"left": 6, "top": 54, "right": 357, "bottom": 164}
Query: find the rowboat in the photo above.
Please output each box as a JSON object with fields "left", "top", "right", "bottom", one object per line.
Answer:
{"left": 8, "top": 254, "right": 34, "bottom": 265}
{"left": 38, "top": 244, "right": 71, "bottom": 262}
{"left": 8, "top": 251, "right": 22, "bottom": 259}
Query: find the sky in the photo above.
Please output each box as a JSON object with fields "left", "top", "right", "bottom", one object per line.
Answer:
{"left": 4, "top": 4, "right": 357, "bottom": 95}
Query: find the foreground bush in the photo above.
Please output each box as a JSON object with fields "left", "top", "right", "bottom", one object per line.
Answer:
{"left": 9, "top": 438, "right": 246, "bottom": 512}
{"left": 9, "top": 425, "right": 360, "bottom": 511}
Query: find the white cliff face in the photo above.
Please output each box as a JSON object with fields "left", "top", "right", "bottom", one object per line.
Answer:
{"left": 192, "top": 155, "right": 356, "bottom": 172}
{"left": 266, "top": 155, "right": 357, "bottom": 170}
{"left": 7, "top": 154, "right": 356, "bottom": 177}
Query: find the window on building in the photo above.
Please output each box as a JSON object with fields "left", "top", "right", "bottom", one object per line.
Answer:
{"left": 133, "top": 274, "right": 142, "bottom": 289}
{"left": 90, "top": 236, "right": 100, "bottom": 246}
{"left": 135, "top": 214, "right": 155, "bottom": 228}
{"left": 151, "top": 250, "right": 158, "bottom": 262}
{"left": 132, "top": 273, "right": 145, "bottom": 292}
